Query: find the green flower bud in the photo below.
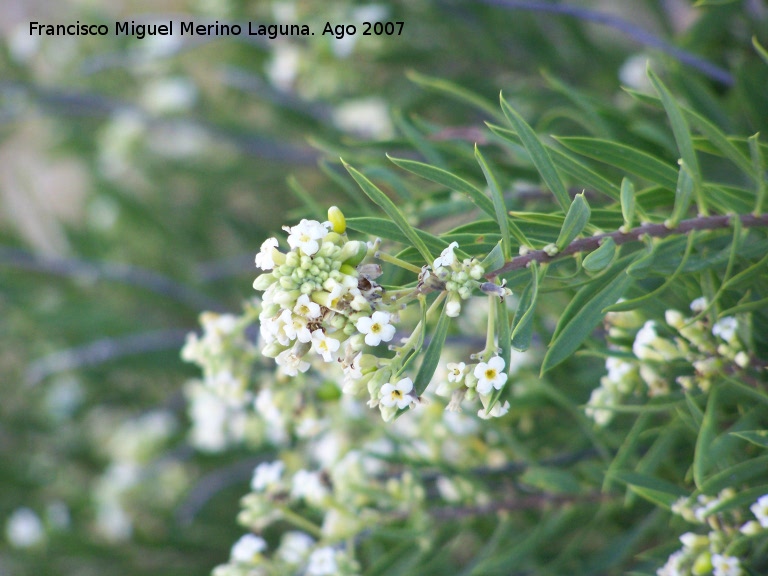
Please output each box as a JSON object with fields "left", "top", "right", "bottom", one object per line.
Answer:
{"left": 253, "top": 273, "right": 276, "bottom": 291}
{"left": 339, "top": 240, "right": 367, "bottom": 266}
{"left": 328, "top": 206, "right": 346, "bottom": 233}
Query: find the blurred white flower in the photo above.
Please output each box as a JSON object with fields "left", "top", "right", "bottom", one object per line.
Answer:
{"left": 333, "top": 98, "right": 393, "bottom": 139}
{"left": 230, "top": 533, "right": 267, "bottom": 563}
{"left": 5, "top": 508, "right": 44, "bottom": 548}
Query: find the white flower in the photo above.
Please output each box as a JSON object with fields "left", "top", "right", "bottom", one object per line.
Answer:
{"left": 280, "top": 309, "right": 312, "bottom": 343}
{"left": 434, "top": 241, "right": 459, "bottom": 269}
{"left": 633, "top": 320, "right": 658, "bottom": 360}
{"left": 310, "top": 329, "right": 340, "bottom": 362}
{"left": 477, "top": 400, "right": 510, "bottom": 419}
{"left": 256, "top": 237, "right": 279, "bottom": 270}
{"left": 750, "top": 494, "right": 768, "bottom": 528}
{"left": 690, "top": 296, "right": 708, "bottom": 312}
{"left": 286, "top": 219, "right": 329, "bottom": 256}
{"left": 379, "top": 377, "right": 414, "bottom": 409}
{"left": 294, "top": 294, "right": 321, "bottom": 319}
{"left": 356, "top": 311, "right": 396, "bottom": 346}
{"left": 291, "top": 470, "right": 329, "bottom": 504}
{"left": 306, "top": 546, "right": 338, "bottom": 576}
{"left": 446, "top": 362, "right": 467, "bottom": 383}
{"left": 445, "top": 293, "right": 462, "bottom": 318}
{"left": 656, "top": 549, "right": 685, "bottom": 576}
{"left": 474, "top": 356, "right": 508, "bottom": 395}
{"left": 251, "top": 461, "right": 285, "bottom": 492}
{"left": 275, "top": 349, "right": 310, "bottom": 376}
{"left": 712, "top": 316, "right": 738, "bottom": 342}
{"left": 5, "top": 508, "right": 44, "bottom": 548}
{"left": 277, "top": 531, "right": 315, "bottom": 565}
{"left": 231, "top": 533, "right": 267, "bottom": 563}
{"left": 712, "top": 554, "right": 742, "bottom": 576}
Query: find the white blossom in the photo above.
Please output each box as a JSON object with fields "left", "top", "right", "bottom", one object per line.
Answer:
{"left": 712, "top": 554, "right": 742, "bottom": 576}
{"left": 255, "top": 237, "right": 279, "bottom": 270}
{"left": 712, "top": 316, "right": 738, "bottom": 342}
{"left": 750, "top": 494, "right": 768, "bottom": 528}
{"left": 690, "top": 297, "right": 708, "bottom": 312}
{"left": 277, "top": 531, "right": 315, "bottom": 565}
{"left": 5, "top": 508, "right": 44, "bottom": 548}
{"left": 356, "top": 311, "right": 396, "bottom": 346}
{"left": 291, "top": 470, "right": 329, "bottom": 504}
{"left": 310, "top": 329, "right": 341, "bottom": 362}
{"left": 275, "top": 349, "right": 310, "bottom": 376}
{"left": 446, "top": 362, "right": 467, "bottom": 383}
{"left": 294, "top": 294, "right": 322, "bottom": 319}
{"left": 230, "top": 534, "right": 267, "bottom": 563}
{"left": 379, "top": 377, "right": 414, "bottom": 409}
{"left": 306, "top": 546, "right": 338, "bottom": 576}
{"left": 285, "top": 219, "right": 329, "bottom": 256}
{"left": 251, "top": 461, "right": 285, "bottom": 492}
{"left": 477, "top": 400, "right": 510, "bottom": 419}
{"left": 474, "top": 356, "right": 508, "bottom": 395}
{"left": 434, "top": 241, "right": 459, "bottom": 269}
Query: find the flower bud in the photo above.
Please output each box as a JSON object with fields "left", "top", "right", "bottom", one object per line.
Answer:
{"left": 339, "top": 240, "right": 367, "bottom": 266}
{"left": 328, "top": 206, "right": 346, "bottom": 234}
{"left": 253, "top": 273, "right": 276, "bottom": 291}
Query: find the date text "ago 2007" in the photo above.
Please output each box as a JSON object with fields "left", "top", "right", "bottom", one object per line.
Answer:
{"left": 323, "top": 21, "right": 404, "bottom": 39}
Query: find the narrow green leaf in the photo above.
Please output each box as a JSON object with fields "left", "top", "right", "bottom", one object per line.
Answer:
{"left": 620, "top": 178, "right": 636, "bottom": 231}
{"left": 499, "top": 94, "right": 571, "bottom": 212}
{"left": 387, "top": 156, "right": 494, "bottom": 216}
{"left": 475, "top": 145, "right": 512, "bottom": 260}
{"left": 486, "top": 291, "right": 513, "bottom": 413}
{"left": 406, "top": 70, "right": 502, "bottom": 120}
{"left": 487, "top": 123, "right": 621, "bottom": 201}
{"left": 556, "top": 137, "right": 678, "bottom": 190}
{"left": 610, "top": 470, "right": 686, "bottom": 509}
{"left": 666, "top": 160, "right": 695, "bottom": 228}
{"left": 701, "top": 454, "right": 768, "bottom": 495}
{"left": 286, "top": 175, "right": 325, "bottom": 220}
{"left": 555, "top": 193, "right": 590, "bottom": 251}
{"left": 412, "top": 305, "right": 451, "bottom": 396}
{"left": 392, "top": 110, "right": 445, "bottom": 169}
{"left": 345, "top": 217, "right": 448, "bottom": 256}
{"left": 480, "top": 240, "right": 505, "bottom": 274}
{"left": 520, "top": 467, "right": 581, "bottom": 495}
{"left": 749, "top": 133, "right": 766, "bottom": 215}
{"left": 542, "top": 268, "right": 632, "bottom": 373}
{"left": 343, "top": 161, "right": 433, "bottom": 264}
{"left": 582, "top": 237, "right": 617, "bottom": 273}
{"left": 693, "top": 387, "right": 719, "bottom": 490}
{"left": 647, "top": 67, "right": 701, "bottom": 183}
{"left": 754, "top": 36, "right": 768, "bottom": 66}
{"left": 730, "top": 430, "right": 768, "bottom": 449}
{"left": 510, "top": 262, "right": 540, "bottom": 351}
{"left": 388, "top": 155, "right": 530, "bottom": 247}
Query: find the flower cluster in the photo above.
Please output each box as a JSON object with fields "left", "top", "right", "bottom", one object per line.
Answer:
{"left": 251, "top": 207, "right": 512, "bottom": 421}
{"left": 585, "top": 298, "right": 750, "bottom": 426}
{"left": 657, "top": 491, "right": 768, "bottom": 576}
{"left": 428, "top": 241, "right": 485, "bottom": 317}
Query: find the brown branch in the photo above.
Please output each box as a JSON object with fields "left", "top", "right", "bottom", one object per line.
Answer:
{"left": 485, "top": 213, "right": 768, "bottom": 279}
{"left": 427, "top": 492, "right": 609, "bottom": 520}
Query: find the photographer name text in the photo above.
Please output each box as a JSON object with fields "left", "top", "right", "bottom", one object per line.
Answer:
{"left": 29, "top": 20, "right": 404, "bottom": 40}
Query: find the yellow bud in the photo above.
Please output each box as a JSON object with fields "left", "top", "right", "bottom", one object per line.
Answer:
{"left": 328, "top": 206, "right": 346, "bottom": 233}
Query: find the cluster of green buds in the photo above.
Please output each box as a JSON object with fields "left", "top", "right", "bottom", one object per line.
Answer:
{"left": 424, "top": 241, "right": 486, "bottom": 317}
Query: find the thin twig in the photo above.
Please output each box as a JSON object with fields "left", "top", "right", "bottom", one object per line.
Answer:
{"left": 475, "top": 0, "right": 734, "bottom": 86}
{"left": 486, "top": 213, "right": 768, "bottom": 278}
{"left": 25, "top": 329, "right": 191, "bottom": 385}
{"left": 0, "top": 247, "right": 226, "bottom": 312}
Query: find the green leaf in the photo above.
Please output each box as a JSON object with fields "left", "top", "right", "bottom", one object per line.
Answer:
{"left": 556, "top": 137, "right": 678, "bottom": 190}
{"left": 387, "top": 155, "right": 530, "bottom": 247}
{"left": 343, "top": 161, "right": 433, "bottom": 264}
{"left": 510, "top": 261, "right": 540, "bottom": 351}
{"left": 542, "top": 265, "right": 632, "bottom": 373}
{"left": 582, "top": 237, "right": 617, "bottom": 273}
{"left": 609, "top": 471, "right": 687, "bottom": 509}
{"left": 412, "top": 304, "right": 451, "bottom": 396}
{"left": 555, "top": 193, "right": 590, "bottom": 252}
{"left": 693, "top": 387, "right": 719, "bottom": 490}
{"left": 647, "top": 68, "right": 701, "bottom": 184}
{"left": 486, "top": 291, "right": 513, "bottom": 413}
{"left": 345, "top": 217, "right": 448, "bottom": 256}
{"left": 620, "top": 178, "right": 636, "bottom": 231}
{"left": 749, "top": 133, "right": 766, "bottom": 215}
{"left": 499, "top": 94, "right": 571, "bottom": 212}
{"left": 387, "top": 156, "right": 495, "bottom": 217}
{"left": 754, "top": 35, "right": 768, "bottom": 66}
{"left": 480, "top": 240, "right": 505, "bottom": 273}
{"left": 406, "top": 70, "right": 502, "bottom": 121}
{"left": 475, "top": 145, "right": 512, "bottom": 260}
{"left": 666, "top": 159, "right": 695, "bottom": 228}
{"left": 286, "top": 175, "right": 325, "bottom": 220}
{"left": 730, "top": 430, "right": 768, "bottom": 449}
{"left": 700, "top": 454, "right": 768, "bottom": 495}
{"left": 487, "top": 123, "right": 621, "bottom": 201}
